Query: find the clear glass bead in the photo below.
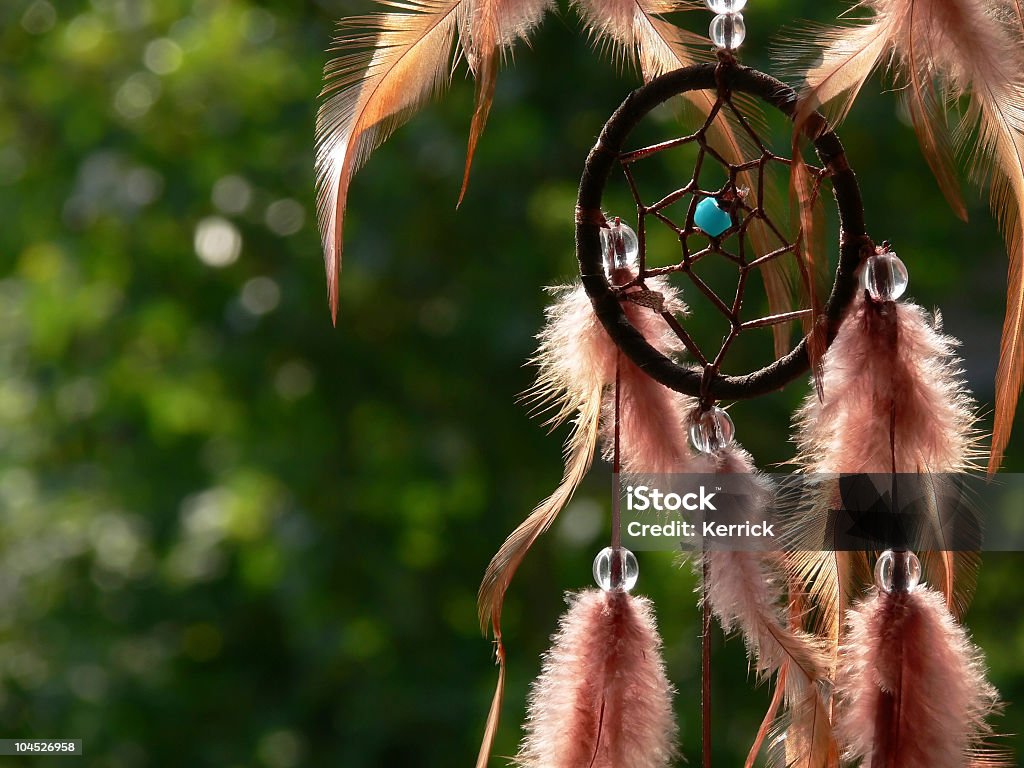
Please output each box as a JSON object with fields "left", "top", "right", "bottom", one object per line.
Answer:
{"left": 709, "top": 13, "right": 746, "bottom": 49}
{"left": 706, "top": 0, "right": 746, "bottom": 12}
{"left": 593, "top": 546, "right": 639, "bottom": 592}
{"left": 601, "top": 218, "right": 639, "bottom": 275}
{"left": 688, "top": 406, "right": 735, "bottom": 454}
{"left": 861, "top": 251, "right": 909, "bottom": 301}
{"left": 874, "top": 550, "right": 922, "bottom": 593}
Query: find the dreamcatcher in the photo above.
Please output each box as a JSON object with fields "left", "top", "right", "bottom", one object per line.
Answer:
{"left": 315, "top": 0, "right": 1021, "bottom": 765}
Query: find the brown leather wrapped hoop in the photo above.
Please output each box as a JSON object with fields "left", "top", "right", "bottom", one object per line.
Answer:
{"left": 576, "top": 61, "right": 872, "bottom": 400}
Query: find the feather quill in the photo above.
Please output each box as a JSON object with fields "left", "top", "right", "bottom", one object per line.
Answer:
{"left": 836, "top": 584, "right": 998, "bottom": 768}
{"left": 514, "top": 588, "right": 677, "bottom": 768}
{"left": 785, "top": 0, "right": 1024, "bottom": 469}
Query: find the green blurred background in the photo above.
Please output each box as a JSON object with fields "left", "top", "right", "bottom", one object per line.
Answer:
{"left": 1, "top": 0, "right": 1023, "bottom": 766}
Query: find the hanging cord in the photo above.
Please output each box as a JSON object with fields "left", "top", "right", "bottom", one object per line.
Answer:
{"left": 609, "top": 355, "right": 624, "bottom": 588}
{"left": 714, "top": 47, "right": 736, "bottom": 98}
{"left": 695, "top": 385, "right": 715, "bottom": 768}
{"left": 702, "top": 555, "right": 713, "bottom": 768}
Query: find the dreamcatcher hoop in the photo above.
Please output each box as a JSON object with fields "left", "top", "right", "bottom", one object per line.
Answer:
{"left": 576, "top": 59, "right": 873, "bottom": 401}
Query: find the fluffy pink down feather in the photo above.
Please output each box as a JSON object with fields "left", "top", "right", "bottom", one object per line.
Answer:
{"left": 795, "top": 292, "right": 979, "bottom": 474}
{"left": 696, "top": 447, "right": 824, "bottom": 677}
{"left": 836, "top": 587, "right": 998, "bottom": 768}
{"left": 515, "top": 589, "right": 677, "bottom": 768}
{"left": 481, "top": 272, "right": 687, "bottom": 637}
{"left": 601, "top": 360, "right": 694, "bottom": 475}
{"left": 529, "top": 274, "right": 685, "bottom": 428}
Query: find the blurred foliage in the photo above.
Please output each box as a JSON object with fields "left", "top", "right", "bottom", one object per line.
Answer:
{"left": 0, "top": 0, "right": 1022, "bottom": 766}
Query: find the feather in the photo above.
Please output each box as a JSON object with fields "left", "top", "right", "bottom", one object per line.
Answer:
{"left": 479, "top": 274, "right": 688, "bottom": 634}
{"left": 784, "top": 0, "right": 1024, "bottom": 468}
{"left": 476, "top": 270, "right": 683, "bottom": 766}
{"left": 790, "top": 150, "right": 828, "bottom": 397}
{"left": 792, "top": 9, "right": 968, "bottom": 217}
{"left": 475, "top": 394, "right": 598, "bottom": 768}
{"left": 601, "top": 361, "right": 694, "bottom": 475}
{"left": 600, "top": 282, "right": 694, "bottom": 476}
{"left": 699, "top": 447, "right": 828, "bottom": 681}
{"left": 776, "top": 472, "right": 870, "bottom": 649}
{"left": 459, "top": 0, "right": 552, "bottom": 202}
{"left": 794, "top": 291, "right": 981, "bottom": 475}
{"left": 695, "top": 444, "right": 838, "bottom": 768}
{"left": 965, "top": 83, "right": 1024, "bottom": 472}
{"left": 787, "top": 13, "right": 893, "bottom": 300}
{"left": 478, "top": 395, "right": 599, "bottom": 640}
{"left": 904, "top": 56, "right": 968, "bottom": 220}
{"left": 481, "top": 275, "right": 685, "bottom": 635}
{"left": 754, "top": 215, "right": 800, "bottom": 360}
{"left": 475, "top": 641, "right": 506, "bottom": 768}
{"left": 514, "top": 588, "right": 677, "bottom": 768}
{"left": 571, "top": 0, "right": 705, "bottom": 80}
{"left": 316, "top": 0, "right": 468, "bottom": 322}
{"left": 792, "top": 16, "right": 893, "bottom": 127}
{"left": 836, "top": 585, "right": 999, "bottom": 768}
{"left": 782, "top": 680, "right": 842, "bottom": 768}
{"left": 745, "top": 662, "right": 787, "bottom": 768}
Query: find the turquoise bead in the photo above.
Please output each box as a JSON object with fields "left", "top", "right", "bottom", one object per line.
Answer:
{"left": 694, "top": 197, "right": 732, "bottom": 237}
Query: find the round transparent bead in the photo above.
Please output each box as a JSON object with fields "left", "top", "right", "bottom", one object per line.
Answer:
{"left": 705, "top": 0, "right": 746, "bottom": 12}
{"left": 689, "top": 406, "right": 735, "bottom": 454}
{"left": 601, "top": 219, "right": 639, "bottom": 275}
{"left": 861, "top": 251, "right": 909, "bottom": 301}
{"left": 874, "top": 550, "right": 922, "bottom": 593}
{"left": 710, "top": 13, "right": 746, "bottom": 49}
{"left": 593, "top": 546, "right": 639, "bottom": 592}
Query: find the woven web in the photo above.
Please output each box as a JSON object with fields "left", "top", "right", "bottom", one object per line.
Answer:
{"left": 608, "top": 90, "right": 833, "bottom": 382}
